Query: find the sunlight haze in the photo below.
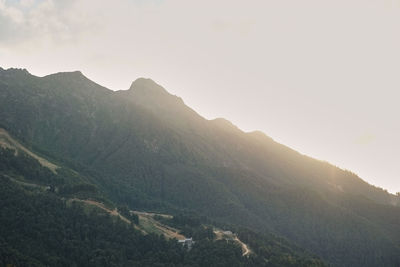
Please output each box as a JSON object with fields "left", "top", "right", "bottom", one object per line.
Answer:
{"left": 1, "top": 0, "right": 399, "bottom": 193}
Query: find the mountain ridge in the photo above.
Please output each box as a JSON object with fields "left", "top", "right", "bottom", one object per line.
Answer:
{"left": 1, "top": 67, "right": 400, "bottom": 266}
{"left": 0, "top": 68, "right": 398, "bottom": 202}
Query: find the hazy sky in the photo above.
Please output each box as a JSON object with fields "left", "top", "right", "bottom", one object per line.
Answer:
{"left": 1, "top": 0, "right": 399, "bottom": 193}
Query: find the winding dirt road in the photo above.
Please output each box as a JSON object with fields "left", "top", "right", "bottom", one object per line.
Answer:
{"left": 214, "top": 229, "right": 251, "bottom": 256}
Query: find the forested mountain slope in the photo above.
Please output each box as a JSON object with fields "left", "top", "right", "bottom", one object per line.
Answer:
{"left": 2, "top": 175, "right": 290, "bottom": 267}
{"left": 0, "top": 129, "right": 325, "bottom": 267}
{"left": 1, "top": 67, "right": 399, "bottom": 266}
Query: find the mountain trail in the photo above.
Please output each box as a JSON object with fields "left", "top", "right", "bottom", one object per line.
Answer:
{"left": 214, "top": 229, "right": 251, "bottom": 256}
{"left": 69, "top": 198, "right": 131, "bottom": 224}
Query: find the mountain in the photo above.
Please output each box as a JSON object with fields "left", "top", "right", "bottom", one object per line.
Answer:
{"left": 1, "top": 67, "right": 399, "bottom": 266}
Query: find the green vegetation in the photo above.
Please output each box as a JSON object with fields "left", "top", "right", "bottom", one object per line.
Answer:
{"left": 1, "top": 67, "right": 400, "bottom": 266}
{"left": 158, "top": 213, "right": 325, "bottom": 266}
{"left": 0, "top": 176, "right": 181, "bottom": 267}
{"left": 0, "top": 176, "right": 325, "bottom": 267}
{"left": 118, "top": 205, "right": 139, "bottom": 224}
{"left": 0, "top": 131, "right": 324, "bottom": 266}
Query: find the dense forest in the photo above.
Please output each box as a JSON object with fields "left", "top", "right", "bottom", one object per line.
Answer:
{"left": 0, "top": 152, "right": 325, "bottom": 266}
{"left": 1, "top": 67, "right": 400, "bottom": 266}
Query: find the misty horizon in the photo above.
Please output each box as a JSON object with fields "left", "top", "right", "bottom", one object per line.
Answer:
{"left": 2, "top": 0, "right": 399, "bottom": 194}
{"left": 4, "top": 64, "right": 399, "bottom": 194}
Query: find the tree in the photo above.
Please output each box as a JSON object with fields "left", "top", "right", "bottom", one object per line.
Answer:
{"left": 117, "top": 205, "right": 139, "bottom": 224}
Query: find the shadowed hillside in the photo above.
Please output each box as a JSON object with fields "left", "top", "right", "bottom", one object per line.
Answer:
{"left": 1, "top": 67, "right": 399, "bottom": 266}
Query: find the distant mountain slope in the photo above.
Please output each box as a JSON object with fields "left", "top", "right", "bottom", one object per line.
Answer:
{"left": 0, "top": 129, "right": 325, "bottom": 267}
{"left": 1, "top": 67, "right": 399, "bottom": 266}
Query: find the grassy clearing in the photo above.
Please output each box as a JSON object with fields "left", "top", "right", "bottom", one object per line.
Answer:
{"left": 0, "top": 128, "right": 59, "bottom": 173}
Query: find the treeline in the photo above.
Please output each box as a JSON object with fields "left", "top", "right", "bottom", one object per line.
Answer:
{"left": 0, "top": 177, "right": 224, "bottom": 266}
{"left": 0, "top": 147, "right": 109, "bottom": 202}
{"left": 117, "top": 205, "right": 139, "bottom": 224}
{"left": 0, "top": 148, "right": 62, "bottom": 185}
{"left": 155, "top": 213, "right": 326, "bottom": 267}
{"left": 0, "top": 176, "right": 324, "bottom": 267}
{"left": 0, "top": 175, "right": 327, "bottom": 267}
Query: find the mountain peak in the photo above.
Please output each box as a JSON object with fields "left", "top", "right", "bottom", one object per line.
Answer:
{"left": 130, "top": 77, "right": 157, "bottom": 87}
{"left": 45, "top": 70, "right": 86, "bottom": 79}
{"left": 118, "top": 77, "right": 191, "bottom": 117}
{"left": 0, "top": 67, "right": 30, "bottom": 76}
{"left": 129, "top": 78, "right": 170, "bottom": 96}
{"left": 42, "top": 70, "right": 111, "bottom": 94}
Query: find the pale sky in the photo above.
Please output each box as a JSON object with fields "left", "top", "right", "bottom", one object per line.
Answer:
{"left": 1, "top": 0, "right": 399, "bottom": 193}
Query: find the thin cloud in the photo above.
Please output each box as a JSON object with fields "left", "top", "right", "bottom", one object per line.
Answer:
{"left": 0, "top": 0, "right": 96, "bottom": 46}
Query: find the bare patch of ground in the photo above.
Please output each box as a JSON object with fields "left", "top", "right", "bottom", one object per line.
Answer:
{"left": 132, "top": 210, "right": 185, "bottom": 240}
{"left": 214, "top": 229, "right": 251, "bottom": 256}
{"left": 5, "top": 175, "right": 49, "bottom": 191}
{"left": 69, "top": 198, "right": 131, "bottom": 224}
{"left": 68, "top": 199, "right": 183, "bottom": 239}
{"left": 133, "top": 210, "right": 173, "bottom": 219}
{"left": 0, "top": 128, "right": 59, "bottom": 173}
